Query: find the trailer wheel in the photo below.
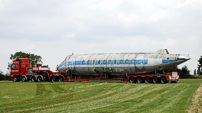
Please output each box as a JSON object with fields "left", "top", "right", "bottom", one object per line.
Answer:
{"left": 152, "top": 77, "right": 158, "bottom": 84}
{"left": 160, "top": 77, "right": 166, "bottom": 84}
{"left": 136, "top": 77, "right": 142, "bottom": 83}
{"left": 51, "top": 76, "right": 55, "bottom": 82}
{"left": 22, "top": 76, "right": 26, "bottom": 82}
{"left": 58, "top": 77, "right": 63, "bottom": 82}
{"left": 31, "top": 77, "right": 36, "bottom": 82}
{"left": 37, "top": 76, "right": 42, "bottom": 82}
{"left": 145, "top": 77, "right": 150, "bottom": 84}
{"left": 13, "top": 76, "right": 18, "bottom": 82}
{"left": 129, "top": 77, "right": 135, "bottom": 83}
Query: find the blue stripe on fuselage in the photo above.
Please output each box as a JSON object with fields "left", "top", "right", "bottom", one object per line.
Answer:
{"left": 59, "top": 59, "right": 149, "bottom": 66}
{"left": 162, "top": 59, "right": 181, "bottom": 63}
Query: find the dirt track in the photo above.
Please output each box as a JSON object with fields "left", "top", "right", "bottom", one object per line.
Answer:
{"left": 188, "top": 84, "right": 202, "bottom": 113}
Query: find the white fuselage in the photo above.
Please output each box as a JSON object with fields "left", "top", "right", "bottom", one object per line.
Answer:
{"left": 57, "top": 51, "right": 190, "bottom": 76}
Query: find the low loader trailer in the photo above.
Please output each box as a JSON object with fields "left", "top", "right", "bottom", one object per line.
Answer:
{"left": 126, "top": 72, "right": 179, "bottom": 83}
{"left": 62, "top": 72, "right": 178, "bottom": 83}
{"left": 10, "top": 58, "right": 179, "bottom": 83}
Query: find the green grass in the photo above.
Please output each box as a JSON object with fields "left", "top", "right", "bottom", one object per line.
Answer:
{"left": 0, "top": 79, "right": 201, "bottom": 113}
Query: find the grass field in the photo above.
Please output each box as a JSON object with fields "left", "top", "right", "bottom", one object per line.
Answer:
{"left": 0, "top": 79, "right": 202, "bottom": 113}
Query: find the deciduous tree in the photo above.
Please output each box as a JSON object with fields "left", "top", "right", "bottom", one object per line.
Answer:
{"left": 197, "top": 56, "right": 202, "bottom": 75}
{"left": 0, "top": 71, "right": 4, "bottom": 80}
{"left": 194, "top": 69, "right": 196, "bottom": 75}
{"left": 8, "top": 51, "right": 42, "bottom": 70}
{"left": 165, "top": 65, "right": 190, "bottom": 78}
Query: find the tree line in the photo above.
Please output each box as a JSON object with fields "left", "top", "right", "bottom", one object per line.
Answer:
{"left": 194, "top": 56, "right": 202, "bottom": 75}
{"left": 164, "top": 65, "right": 190, "bottom": 78}
{"left": 0, "top": 71, "right": 10, "bottom": 80}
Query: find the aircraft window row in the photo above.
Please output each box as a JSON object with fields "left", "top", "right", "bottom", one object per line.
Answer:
{"left": 126, "top": 60, "right": 128, "bottom": 64}
{"left": 79, "top": 60, "right": 134, "bottom": 65}
{"left": 132, "top": 60, "right": 134, "bottom": 64}
{"left": 108, "top": 60, "right": 111, "bottom": 64}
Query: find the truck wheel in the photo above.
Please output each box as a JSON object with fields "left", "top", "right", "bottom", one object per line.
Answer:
{"left": 13, "top": 76, "right": 18, "bottom": 82}
{"left": 136, "top": 77, "right": 142, "bottom": 83}
{"left": 22, "top": 76, "right": 26, "bottom": 82}
{"left": 152, "top": 77, "right": 158, "bottom": 84}
{"left": 31, "top": 77, "right": 36, "bottom": 82}
{"left": 37, "top": 76, "right": 42, "bottom": 82}
{"left": 51, "top": 76, "right": 55, "bottom": 82}
{"left": 160, "top": 77, "right": 166, "bottom": 84}
{"left": 172, "top": 80, "right": 178, "bottom": 83}
{"left": 145, "top": 78, "right": 150, "bottom": 84}
{"left": 58, "top": 77, "right": 63, "bottom": 82}
{"left": 129, "top": 77, "right": 135, "bottom": 83}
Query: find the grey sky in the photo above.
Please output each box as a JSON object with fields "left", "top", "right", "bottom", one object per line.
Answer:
{"left": 0, "top": 0, "right": 201, "bottom": 74}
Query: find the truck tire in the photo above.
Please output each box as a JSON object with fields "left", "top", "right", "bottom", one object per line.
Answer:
{"left": 145, "top": 77, "right": 150, "bottom": 84}
{"left": 37, "top": 76, "right": 42, "bottom": 82}
{"left": 31, "top": 77, "right": 36, "bottom": 82}
{"left": 22, "top": 76, "right": 26, "bottom": 82}
{"left": 152, "top": 77, "right": 158, "bottom": 84}
{"left": 129, "top": 77, "right": 135, "bottom": 83}
{"left": 13, "top": 76, "right": 18, "bottom": 82}
{"left": 136, "top": 77, "right": 142, "bottom": 83}
{"left": 51, "top": 76, "right": 55, "bottom": 82}
{"left": 160, "top": 77, "right": 166, "bottom": 84}
{"left": 58, "top": 77, "right": 63, "bottom": 82}
{"left": 172, "top": 80, "right": 178, "bottom": 83}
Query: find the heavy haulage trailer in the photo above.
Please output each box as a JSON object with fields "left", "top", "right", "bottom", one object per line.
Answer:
{"left": 10, "top": 58, "right": 179, "bottom": 83}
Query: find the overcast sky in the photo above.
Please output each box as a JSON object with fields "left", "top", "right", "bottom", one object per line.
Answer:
{"left": 0, "top": 0, "right": 202, "bottom": 74}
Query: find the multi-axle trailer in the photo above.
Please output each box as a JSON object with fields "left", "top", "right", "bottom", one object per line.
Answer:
{"left": 10, "top": 58, "right": 179, "bottom": 83}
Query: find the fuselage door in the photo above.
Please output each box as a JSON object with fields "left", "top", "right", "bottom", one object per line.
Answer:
{"left": 135, "top": 54, "right": 145, "bottom": 70}
{"left": 68, "top": 56, "right": 75, "bottom": 71}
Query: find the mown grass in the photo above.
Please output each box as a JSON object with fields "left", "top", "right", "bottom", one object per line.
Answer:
{"left": 0, "top": 79, "right": 201, "bottom": 113}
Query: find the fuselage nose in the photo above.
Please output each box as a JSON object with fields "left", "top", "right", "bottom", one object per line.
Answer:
{"left": 176, "top": 54, "right": 191, "bottom": 65}
{"left": 178, "top": 54, "right": 190, "bottom": 60}
{"left": 57, "top": 63, "right": 62, "bottom": 71}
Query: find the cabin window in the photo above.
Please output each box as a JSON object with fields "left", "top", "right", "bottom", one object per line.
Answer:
{"left": 98, "top": 60, "right": 101, "bottom": 64}
{"left": 132, "top": 60, "right": 134, "bottom": 64}
{"left": 93, "top": 60, "right": 95, "bottom": 64}
{"left": 120, "top": 60, "right": 123, "bottom": 64}
{"left": 87, "top": 60, "right": 90, "bottom": 65}
{"left": 103, "top": 60, "right": 106, "bottom": 64}
{"left": 126, "top": 60, "right": 128, "bottom": 64}
{"left": 108, "top": 60, "right": 111, "bottom": 64}
{"left": 114, "top": 60, "right": 116, "bottom": 64}
{"left": 82, "top": 60, "right": 85, "bottom": 65}
{"left": 11, "top": 65, "right": 15, "bottom": 69}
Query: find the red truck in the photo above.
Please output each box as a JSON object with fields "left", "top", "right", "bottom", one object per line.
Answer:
{"left": 10, "top": 58, "right": 66, "bottom": 82}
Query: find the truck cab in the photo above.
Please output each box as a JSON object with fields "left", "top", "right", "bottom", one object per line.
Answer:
{"left": 10, "top": 58, "right": 30, "bottom": 82}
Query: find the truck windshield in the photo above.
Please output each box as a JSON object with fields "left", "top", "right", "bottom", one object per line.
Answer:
{"left": 11, "top": 65, "right": 15, "bottom": 69}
